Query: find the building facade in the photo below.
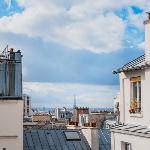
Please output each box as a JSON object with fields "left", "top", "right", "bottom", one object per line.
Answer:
{"left": 0, "top": 48, "right": 23, "bottom": 150}
{"left": 55, "top": 107, "right": 72, "bottom": 121}
{"left": 23, "top": 94, "right": 32, "bottom": 118}
{"left": 73, "top": 107, "right": 89, "bottom": 123}
{"left": 111, "top": 13, "right": 150, "bottom": 150}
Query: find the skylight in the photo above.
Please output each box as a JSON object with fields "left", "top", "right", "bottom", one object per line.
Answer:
{"left": 64, "top": 131, "right": 81, "bottom": 141}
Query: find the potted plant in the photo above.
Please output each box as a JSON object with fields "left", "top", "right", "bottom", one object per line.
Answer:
{"left": 129, "top": 100, "right": 137, "bottom": 114}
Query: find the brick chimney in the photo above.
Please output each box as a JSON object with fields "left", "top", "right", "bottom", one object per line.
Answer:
{"left": 144, "top": 12, "right": 150, "bottom": 63}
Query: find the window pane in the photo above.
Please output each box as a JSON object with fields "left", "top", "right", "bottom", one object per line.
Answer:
{"left": 137, "top": 81, "right": 141, "bottom": 112}
{"left": 139, "top": 81, "right": 141, "bottom": 101}
{"left": 125, "top": 143, "right": 131, "bottom": 150}
{"left": 27, "top": 99, "right": 29, "bottom": 105}
{"left": 133, "top": 82, "right": 137, "bottom": 100}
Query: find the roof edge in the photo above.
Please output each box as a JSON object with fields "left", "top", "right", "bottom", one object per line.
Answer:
{"left": 112, "top": 54, "right": 145, "bottom": 74}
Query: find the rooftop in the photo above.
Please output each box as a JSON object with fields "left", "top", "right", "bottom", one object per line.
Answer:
{"left": 113, "top": 54, "right": 150, "bottom": 74}
{"left": 24, "top": 129, "right": 91, "bottom": 150}
{"left": 110, "top": 124, "right": 150, "bottom": 138}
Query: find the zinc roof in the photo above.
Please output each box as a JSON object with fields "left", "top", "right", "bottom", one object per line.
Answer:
{"left": 24, "top": 129, "right": 91, "bottom": 150}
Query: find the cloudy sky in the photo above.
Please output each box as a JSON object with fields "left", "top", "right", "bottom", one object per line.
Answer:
{"left": 0, "top": 0, "right": 148, "bottom": 108}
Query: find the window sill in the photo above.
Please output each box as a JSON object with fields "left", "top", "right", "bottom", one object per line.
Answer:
{"left": 130, "top": 113, "right": 143, "bottom": 118}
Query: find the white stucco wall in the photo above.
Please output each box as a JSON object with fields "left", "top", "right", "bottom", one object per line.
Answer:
{"left": 119, "top": 69, "right": 150, "bottom": 127}
{"left": 145, "top": 21, "right": 150, "bottom": 63}
{"left": 0, "top": 100, "right": 23, "bottom": 150}
{"left": 111, "top": 132, "right": 150, "bottom": 150}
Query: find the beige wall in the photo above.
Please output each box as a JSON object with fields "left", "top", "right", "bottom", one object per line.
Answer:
{"left": 0, "top": 100, "right": 23, "bottom": 150}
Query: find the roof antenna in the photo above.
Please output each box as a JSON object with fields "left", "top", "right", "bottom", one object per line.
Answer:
{"left": 1, "top": 45, "right": 8, "bottom": 58}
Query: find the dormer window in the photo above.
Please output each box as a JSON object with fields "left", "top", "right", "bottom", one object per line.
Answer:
{"left": 129, "top": 76, "right": 141, "bottom": 113}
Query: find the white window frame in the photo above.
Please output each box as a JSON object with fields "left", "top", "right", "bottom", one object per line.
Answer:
{"left": 130, "top": 76, "right": 141, "bottom": 113}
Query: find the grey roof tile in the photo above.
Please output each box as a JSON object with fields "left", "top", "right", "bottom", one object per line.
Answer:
{"left": 24, "top": 129, "right": 91, "bottom": 150}
{"left": 30, "top": 130, "right": 43, "bottom": 150}
{"left": 110, "top": 124, "right": 150, "bottom": 138}
{"left": 113, "top": 54, "right": 150, "bottom": 74}
{"left": 55, "top": 130, "right": 69, "bottom": 150}
{"left": 65, "top": 141, "right": 76, "bottom": 150}
{"left": 99, "top": 129, "right": 111, "bottom": 150}
{"left": 44, "top": 130, "right": 57, "bottom": 150}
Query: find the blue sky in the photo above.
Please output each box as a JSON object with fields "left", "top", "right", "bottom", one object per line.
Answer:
{"left": 0, "top": 0, "right": 148, "bottom": 107}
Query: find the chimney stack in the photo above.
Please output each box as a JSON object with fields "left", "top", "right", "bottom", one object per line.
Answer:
{"left": 82, "top": 127, "right": 99, "bottom": 150}
{"left": 144, "top": 12, "right": 150, "bottom": 63}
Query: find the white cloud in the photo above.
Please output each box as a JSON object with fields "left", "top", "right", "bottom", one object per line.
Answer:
{"left": 127, "top": 8, "right": 145, "bottom": 30}
{"left": 1, "top": 0, "right": 149, "bottom": 53}
{"left": 54, "top": 13, "right": 125, "bottom": 53}
{"left": 23, "top": 82, "right": 119, "bottom": 108}
{"left": 0, "top": 0, "right": 127, "bottom": 53}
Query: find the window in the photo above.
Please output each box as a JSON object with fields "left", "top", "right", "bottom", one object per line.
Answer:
{"left": 27, "top": 99, "right": 29, "bottom": 106}
{"left": 121, "top": 142, "right": 131, "bottom": 150}
{"left": 125, "top": 143, "right": 131, "bottom": 150}
{"left": 130, "top": 76, "right": 141, "bottom": 113}
{"left": 27, "top": 108, "right": 29, "bottom": 114}
{"left": 64, "top": 131, "right": 81, "bottom": 141}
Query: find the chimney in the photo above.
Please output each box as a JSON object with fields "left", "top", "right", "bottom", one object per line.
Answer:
{"left": 66, "top": 122, "right": 81, "bottom": 130}
{"left": 81, "top": 127, "right": 99, "bottom": 150}
{"left": 144, "top": 12, "right": 150, "bottom": 63}
{"left": 66, "top": 122, "right": 99, "bottom": 150}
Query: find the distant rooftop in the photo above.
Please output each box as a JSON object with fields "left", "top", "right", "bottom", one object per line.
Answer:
{"left": 113, "top": 54, "right": 150, "bottom": 74}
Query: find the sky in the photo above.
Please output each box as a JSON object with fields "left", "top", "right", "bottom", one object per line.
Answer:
{"left": 0, "top": 0, "right": 148, "bottom": 108}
